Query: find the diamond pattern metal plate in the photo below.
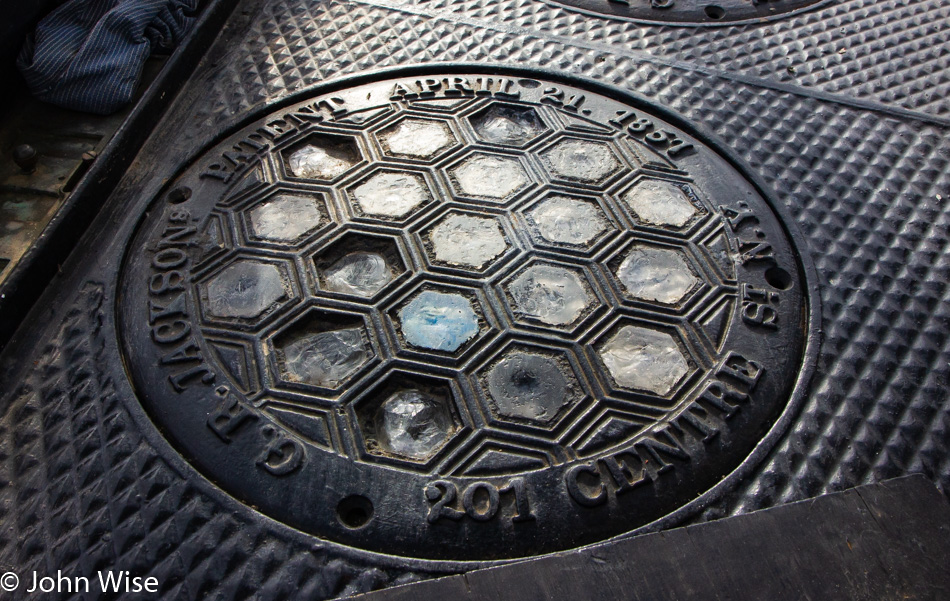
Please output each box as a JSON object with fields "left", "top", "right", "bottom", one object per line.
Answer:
{"left": 118, "top": 75, "right": 807, "bottom": 560}
{"left": 0, "top": 0, "right": 947, "bottom": 596}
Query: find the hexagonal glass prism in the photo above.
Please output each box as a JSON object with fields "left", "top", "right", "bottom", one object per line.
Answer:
{"left": 324, "top": 251, "right": 393, "bottom": 297}
{"left": 508, "top": 264, "right": 590, "bottom": 326}
{"left": 277, "top": 327, "right": 372, "bottom": 388}
{"left": 616, "top": 246, "right": 698, "bottom": 304}
{"left": 374, "top": 390, "right": 456, "bottom": 460}
{"left": 203, "top": 260, "right": 289, "bottom": 319}
{"left": 529, "top": 196, "right": 609, "bottom": 245}
{"left": 248, "top": 194, "right": 323, "bottom": 242}
{"left": 487, "top": 352, "right": 574, "bottom": 424}
{"left": 622, "top": 180, "right": 698, "bottom": 228}
{"left": 599, "top": 325, "right": 688, "bottom": 395}
{"left": 451, "top": 154, "right": 528, "bottom": 199}
{"left": 430, "top": 214, "right": 508, "bottom": 269}
{"left": 286, "top": 136, "right": 361, "bottom": 180}
{"left": 352, "top": 171, "right": 431, "bottom": 218}
{"left": 378, "top": 119, "right": 457, "bottom": 159}
{"left": 543, "top": 139, "right": 620, "bottom": 183}
{"left": 470, "top": 104, "right": 547, "bottom": 146}
{"left": 398, "top": 290, "right": 479, "bottom": 352}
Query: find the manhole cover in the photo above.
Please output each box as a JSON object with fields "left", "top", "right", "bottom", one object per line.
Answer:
{"left": 543, "top": 0, "right": 828, "bottom": 25}
{"left": 119, "top": 72, "right": 809, "bottom": 561}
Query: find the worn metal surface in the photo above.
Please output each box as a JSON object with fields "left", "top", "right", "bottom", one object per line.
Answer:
{"left": 0, "top": 0, "right": 947, "bottom": 597}
{"left": 120, "top": 73, "right": 808, "bottom": 561}
{"left": 354, "top": 475, "right": 950, "bottom": 600}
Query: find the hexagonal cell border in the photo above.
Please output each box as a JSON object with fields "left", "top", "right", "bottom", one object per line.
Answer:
{"left": 406, "top": 96, "right": 478, "bottom": 114}
{"left": 496, "top": 258, "right": 608, "bottom": 337}
{"left": 599, "top": 236, "right": 714, "bottom": 316}
{"left": 263, "top": 305, "right": 383, "bottom": 398}
{"left": 307, "top": 228, "right": 414, "bottom": 303}
{"left": 696, "top": 226, "right": 739, "bottom": 285}
{"left": 341, "top": 165, "right": 443, "bottom": 228}
{"left": 609, "top": 175, "right": 711, "bottom": 238}
{"left": 582, "top": 314, "right": 706, "bottom": 409}
{"left": 516, "top": 188, "right": 624, "bottom": 259}
{"left": 687, "top": 290, "right": 738, "bottom": 358}
{"left": 535, "top": 133, "right": 633, "bottom": 191}
{"left": 440, "top": 148, "right": 539, "bottom": 206}
{"left": 470, "top": 337, "right": 594, "bottom": 440}
{"left": 277, "top": 130, "right": 369, "bottom": 185}
{"left": 565, "top": 407, "right": 656, "bottom": 459}
{"left": 443, "top": 434, "right": 559, "bottom": 477}
{"left": 194, "top": 254, "right": 301, "bottom": 332}
{"left": 371, "top": 113, "right": 463, "bottom": 165}
{"left": 414, "top": 208, "right": 524, "bottom": 278}
{"left": 191, "top": 211, "right": 234, "bottom": 275}
{"left": 383, "top": 281, "right": 500, "bottom": 367}
{"left": 318, "top": 104, "right": 397, "bottom": 132}
{"left": 260, "top": 399, "right": 339, "bottom": 452}
{"left": 237, "top": 187, "right": 339, "bottom": 251}
{"left": 347, "top": 368, "right": 472, "bottom": 472}
{"left": 464, "top": 101, "right": 555, "bottom": 150}
{"left": 216, "top": 158, "right": 271, "bottom": 208}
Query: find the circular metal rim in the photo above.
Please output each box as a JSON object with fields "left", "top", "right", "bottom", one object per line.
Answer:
{"left": 537, "top": 0, "right": 835, "bottom": 27}
{"left": 113, "top": 62, "right": 821, "bottom": 572}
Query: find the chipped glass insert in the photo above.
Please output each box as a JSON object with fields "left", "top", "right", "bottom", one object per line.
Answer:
{"left": 249, "top": 195, "right": 323, "bottom": 242}
{"left": 399, "top": 291, "right": 479, "bottom": 352}
{"left": 543, "top": 139, "right": 620, "bottom": 183}
{"left": 599, "top": 325, "right": 688, "bottom": 395}
{"left": 530, "top": 196, "right": 608, "bottom": 245}
{"left": 487, "top": 353, "right": 572, "bottom": 423}
{"left": 287, "top": 138, "right": 360, "bottom": 180}
{"left": 508, "top": 264, "right": 589, "bottom": 326}
{"left": 324, "top": 251, "right": 393, "bottom": 297}
{"left": 452, "top": 154, "right": 528, "bottom": 199}
{"left": 278, "top": 328, "right": 371, "bottom": 388}
{"left": 204, "top": 261, "right": 288, "bottom": 319}
{"left": 430, "top": 214, "right": 508, "bottom": 268}
{"left": 470, "top": 105, "right": 546, "bottom": 146}
{"left": 616, "top": 246, "right": 698, "bottom": 304}
{"left": 374, "top": 390, "right": 455, "bottom": 459}
{"left": 353, "top": 171, "right": 431, "bottom": 218}
{"left": 623, "top": 180, "right": 697, "bottom": 228}
{"left": 379, "top": 119, "right": 456, "bottom": 158}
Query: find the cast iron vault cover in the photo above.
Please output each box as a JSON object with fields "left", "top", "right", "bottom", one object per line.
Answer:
{"left": 119, "top": 72, "right": 808, "bottom": 562}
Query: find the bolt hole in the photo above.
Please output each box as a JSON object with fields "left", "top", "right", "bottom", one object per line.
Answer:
{"left": 705, "top": 5, "right": 725, "bottom": 19}
{"left": 765, "top": 266, "right": 792, "bottom": 290}
{"left": 168, "top": 186, "right": 192, "bottom": 204}
{"left": 337, "top": 495, "right": 374, "bottom": 529}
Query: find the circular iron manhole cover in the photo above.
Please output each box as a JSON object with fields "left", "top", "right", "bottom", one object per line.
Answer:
{"left": 542, "top": 0, "right": 829, "bottom": 25}
{"left": 119, "top": 72, "right": 809, "bottom": 562}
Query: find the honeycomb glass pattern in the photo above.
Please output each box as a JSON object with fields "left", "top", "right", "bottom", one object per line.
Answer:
{"left": 247, "top": 194, "right": 325, "bottom": 243}
{"left": 449, "top": 153, "right": 529, "bottom": 200}
{"left": 598, "top": 325, "right": 689, "bottom": 395}
{"left": 376, "top": 118, "right": 458, "bottom": 160}
{"left": 122, "top": 75, "right": 807, "bottom": 561}
{"left": 398, "top": 290, "right": 480, "bottom": 352}
{"left": 351, "top": 170, "right": 432, "bottom": 219}
{"left": 507, "top": 264, "right": 590, "bottom": 326}
{"left": 622, "top": 180, "right": 699, "bottom": 229}
{"left": 284, "top": 134, "right": 361, "bottom": 180}
{"left": 615, "top": 245, "right": 699, "bottom": 305}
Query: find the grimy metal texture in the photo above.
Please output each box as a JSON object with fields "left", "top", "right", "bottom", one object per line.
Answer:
{"left": 119, "top": 74, "right": 806, "bottom": 561}
{"left": 0, "top": 0, "right": 947, "bottom": 597}
{"left": 540, "top": 0, "right": 830, "bottom": 26}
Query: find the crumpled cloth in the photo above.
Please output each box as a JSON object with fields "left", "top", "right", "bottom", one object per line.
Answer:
{"left": 17, "top": 0, "right": 200, "bottom": 115}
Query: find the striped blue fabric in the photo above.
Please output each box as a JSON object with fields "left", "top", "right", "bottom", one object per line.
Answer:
{"left": 17, "top": 0, "right": 199, "bottom": 115}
